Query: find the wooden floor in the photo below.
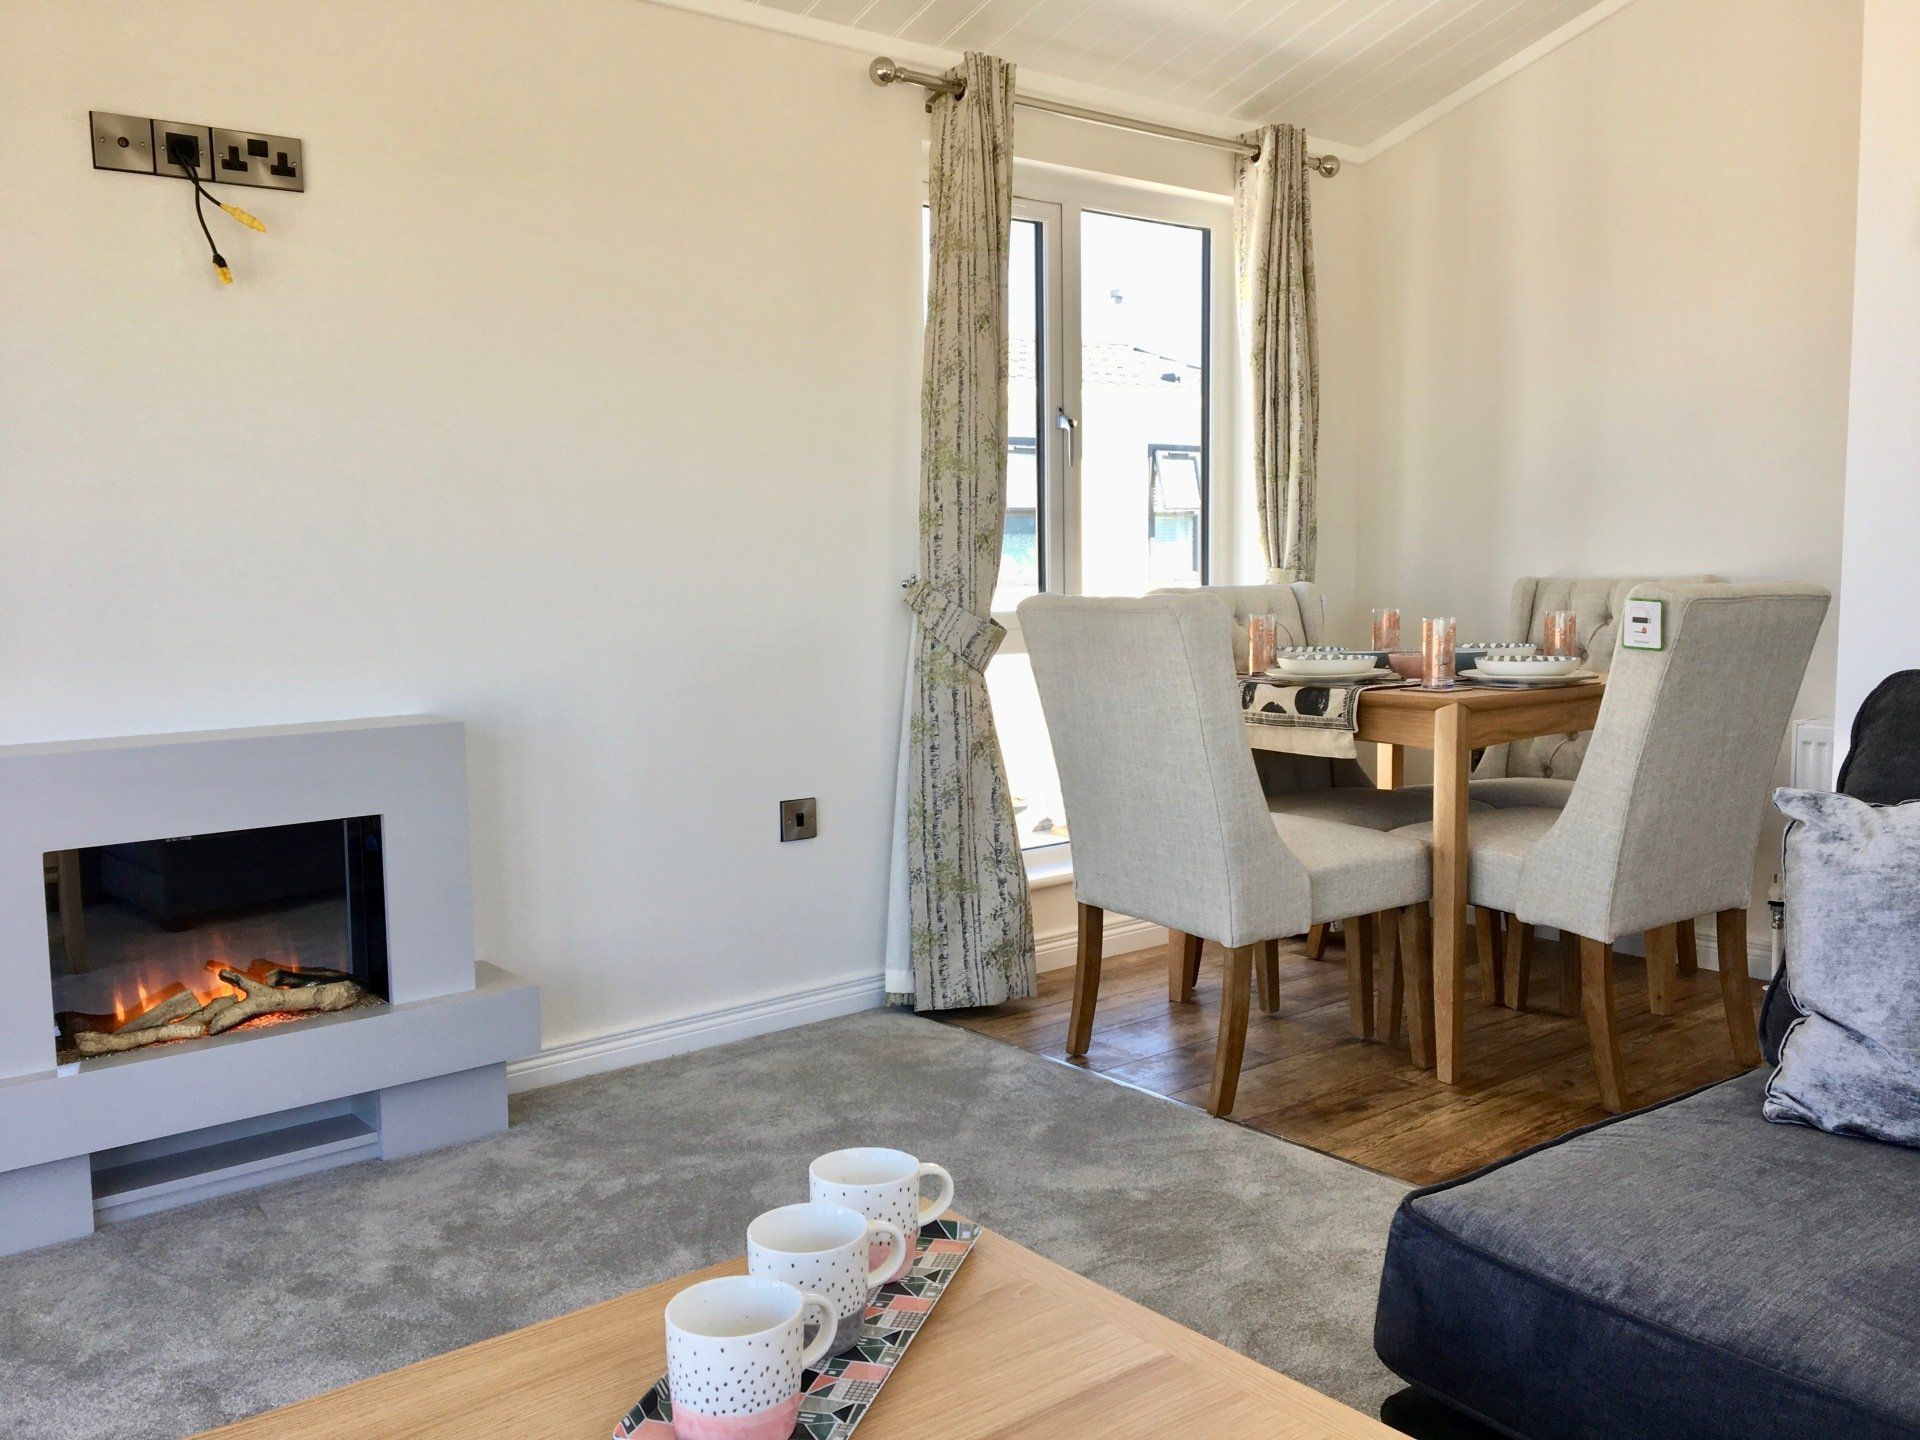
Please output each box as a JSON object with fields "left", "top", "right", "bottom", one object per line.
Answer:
{"left": 941, "top": 931, "right": 1763, "bottom": 1184}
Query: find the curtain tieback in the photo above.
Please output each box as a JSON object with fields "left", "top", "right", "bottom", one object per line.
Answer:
{"left": 903, "top": 577, "right": 1006, "bottom": 673}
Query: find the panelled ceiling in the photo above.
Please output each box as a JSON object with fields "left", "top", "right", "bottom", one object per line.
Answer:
{"left": 752, "top": 0, "right": 1621, "bottom": 149}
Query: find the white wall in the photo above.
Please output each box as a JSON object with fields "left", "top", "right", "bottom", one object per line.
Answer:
{"left": 0, "top": 0, "right": 1368, "bottom": 1052}
{"left": 1834, "top": 0, "right": 1920, "bottom": 745}
{"left": 1341, "top": 0, "right": 1863, "bottom": 965}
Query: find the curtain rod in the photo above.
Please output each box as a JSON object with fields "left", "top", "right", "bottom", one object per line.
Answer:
{"left": 869, "top": 57, "right": 1341, "bottom": 177}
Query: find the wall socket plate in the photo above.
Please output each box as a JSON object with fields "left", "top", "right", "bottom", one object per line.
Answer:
{"left": 152, "top": 119, "right": 214, "bottom": 180}
{"left": 779, "top": 798, "right": 819, "bottom": 842}
{"left": 90, "top": 111, "right": 157, "bottom": 175}
{"left": 210, "top": 126, "right": 304, "bottom": 191}
{"left": 90, "top": 113, "right": 303, "bottom": 191}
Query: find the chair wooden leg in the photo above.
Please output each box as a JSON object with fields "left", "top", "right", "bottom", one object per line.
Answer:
{"left": 1677, "top": 917, "right": 1700, "bottom": 977}
{"left": 1209, "top": 943, "right": 1255, "bottom": 1117}
{"left": 1398, "top": 903, "right": 1435, "bottom": 1069}
{"left": 1473, "top": 907, "right": 1506, "bottom": 1004}
{"left": 1168, "top": 930, "right": 1202, "bottom": 1003}
{"left": 1256, "top": 938, "right": 1281, "bottom": 1016}
{"left": 1716, "top": 908, "right": 1763, "bottom": 1068}
{"left": 1502, "top": 919, "right": 1533, "bottom": 1011}
{"left": 1553, "top": 932, "right": 1581, "bottom": 1017}
{"left": 1579, "top": 936, "right": 1627, "bottom": 1112}
{"left": 1346, "top": 913, "right": 1377, "bottom": 1040}
{"left": 1067, "top": 903, "right": 1104, "bottom": 1058}
{"left": 1378, "top": 910, "right": 1404, "bottom": 1042}
{"left": 1645, "top": 923, "right": 1679, "bottom": 1017}
{"left": 1305, "top": 923, "right": 1329, "bottom": 961}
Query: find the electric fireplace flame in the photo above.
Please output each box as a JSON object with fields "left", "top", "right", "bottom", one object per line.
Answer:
{"left": 47, "top": 816, "right": 389, "bottom": 1064}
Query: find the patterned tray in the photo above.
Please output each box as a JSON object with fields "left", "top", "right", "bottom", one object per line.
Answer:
{"left": 614, "top": 1218, "right": 981, "bottom": 1440}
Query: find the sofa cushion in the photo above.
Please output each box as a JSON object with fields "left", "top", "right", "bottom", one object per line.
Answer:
{"left": 1765, "top": 789, "right": 1920, "bottom": 1148}
{"left": 1375, "top": 1071, "right": 1920, "bottom": 1440}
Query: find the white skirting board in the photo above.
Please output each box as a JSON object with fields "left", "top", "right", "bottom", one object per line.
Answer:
{"left": 509, "top": 916, "right": 1168, "bottom": 1096}
{"left": 508, "top": 972, "right": 888, "bottom": 1093}
{"left": 1035, "top": 915, "right": 1167, "bottom": 973}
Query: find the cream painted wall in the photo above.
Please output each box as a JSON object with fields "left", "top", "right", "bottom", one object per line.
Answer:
{"left": 1834, "top": 0, "right": 1920, "bottom": 745}
{"left": 1342, "top": 0, "right": 1863, "bottom": 968}
{"left": 0, "top": 0, "right": 1369, "bottom": 1050}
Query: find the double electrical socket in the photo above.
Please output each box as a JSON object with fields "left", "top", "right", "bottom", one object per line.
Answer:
{"left": 90, "top": 111, "right": 304, "bottom": 192}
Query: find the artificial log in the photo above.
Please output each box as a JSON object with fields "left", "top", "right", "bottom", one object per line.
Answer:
{"left": 76, "top": 1021, "right": 216, "bottom": 1055}
{"left": 204, "top": 968, "right": 361, "bottom": 1035}
{"left": 119, "top": 990, "right": 205, "bottom": 1033}
{"left": 265, "top": 966, "right": 354, "bottom": 989}
{"left": 71, "top": 964, "right": 366, "bottom": 1055}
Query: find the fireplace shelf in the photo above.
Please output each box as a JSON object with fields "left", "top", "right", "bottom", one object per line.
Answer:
{"left": 93, "top": 1109, "right": 379, "bottom": 1226}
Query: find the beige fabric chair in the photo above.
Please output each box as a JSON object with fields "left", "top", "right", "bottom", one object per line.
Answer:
{"left": 1472, "top": 573, "right": 1723, "bottom": 809}
{"left": 1020, "top": 592, "right": 1433, "bottom": 1115}
{"left": 1397, "top": 582, "right": 1829, "bottom": 1110}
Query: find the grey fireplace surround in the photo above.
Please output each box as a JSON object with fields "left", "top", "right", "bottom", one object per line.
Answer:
{"left": 0, "top": 716, "right": 539, "bottom": 1256}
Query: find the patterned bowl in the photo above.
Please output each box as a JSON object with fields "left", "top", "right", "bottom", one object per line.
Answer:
{"left": 1472, "top": 653, "right": 1585, "bottom": 679}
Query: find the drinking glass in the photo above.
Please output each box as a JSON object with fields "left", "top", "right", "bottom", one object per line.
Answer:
{"left": 1422, "top": 616, "right": 1457, "bottom": 687}
{"left": 1371, "top": 607, "right": 1402, "bottom": 651}
{"left": 1247, "top": 614, "right": 1279, "bottom": 675}
{"left": 1543, "top": 610, "right": 1579, "bottom": 657}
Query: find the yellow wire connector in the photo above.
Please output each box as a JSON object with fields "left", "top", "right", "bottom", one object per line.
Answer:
{"left": 219, "top": 202, "right": 267, "bottom": 233}
{"left": 214, "top": 259, "right": 234, "bottom": 286}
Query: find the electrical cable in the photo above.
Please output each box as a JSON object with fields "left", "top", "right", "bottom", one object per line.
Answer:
{"left": 172, "top": 152, "right": 267, "bottom": 285}
{"left": 175, "top": 156, "right": 232, "bottom": 285}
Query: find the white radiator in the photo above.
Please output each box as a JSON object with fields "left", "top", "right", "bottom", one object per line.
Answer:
{"left": 1791, "top": 718, "right": 1835, "bottom": 791}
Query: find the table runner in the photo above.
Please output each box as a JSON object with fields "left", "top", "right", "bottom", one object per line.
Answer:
{"left": 1240, "top": 673, "right": 1404, "bottom": 758}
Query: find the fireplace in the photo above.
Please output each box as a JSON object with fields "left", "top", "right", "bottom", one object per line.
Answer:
{"left": 47, "top": 816, "right": 390, "bottom": 1061}
{"left": 0, "top": 717, "right": 540, "bottom": 1257}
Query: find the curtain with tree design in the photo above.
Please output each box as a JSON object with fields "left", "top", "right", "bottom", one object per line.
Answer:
{"left": 1235, "top": 124, "right": 1320, "bottom": 583}
{"left": 884, "top": 52, "right": 1035, "bottom": 1011}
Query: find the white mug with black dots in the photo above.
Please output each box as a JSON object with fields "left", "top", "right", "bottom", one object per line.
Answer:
{"left": 808, "top": 1147, "right": 956, "bottom": 1286}
{"left": 663, "top": 1275, "right": 838, "bottom": 1440}
{"left": 747, "top": 1202, "right": 907, "bottom": 1357}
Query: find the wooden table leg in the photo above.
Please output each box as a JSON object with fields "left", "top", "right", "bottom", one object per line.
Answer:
{"left": 1398, "top": 902, "right": 1435, "bottom": 1069}
{"left": 1646, "top": 923, "right": 1679, "bottom": 1017}
{"left": 1168, "top": 931, "right": 1202, "bottom": 1003}
{"left": 1677, "top": 917, "right": 1699, "bottom": 976}
{"left": 1376, "top": 743, "right": 1403, "bottom": 790}
{"left": 1432, "top": 703, "right": 1471, "bottom": 1084}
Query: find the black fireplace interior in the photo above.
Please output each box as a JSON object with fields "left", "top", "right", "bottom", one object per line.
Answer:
{"left": 46, "top": 816, "right": 388, "bottom": 1039}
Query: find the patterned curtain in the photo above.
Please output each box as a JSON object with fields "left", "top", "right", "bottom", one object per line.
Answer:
{"left": 884, "top": 52, "right": 1035, "bottom": 1012}
{"left": 1234, "top": 124, "right": 1320, "bottom": 584}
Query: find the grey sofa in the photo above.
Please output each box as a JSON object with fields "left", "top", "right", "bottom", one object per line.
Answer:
{"left": 1374, "top": 1065, "right": 1920, "bottom": 1440}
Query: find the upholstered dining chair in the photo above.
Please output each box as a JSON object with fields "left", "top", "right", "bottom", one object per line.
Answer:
{"left": 1019, "top": 592, "right": 1434, "bottom": 1116}
{"left": 1395, "top": 582, "right": 1829, "bottom": 1110}
{"left": 1157, "top": 581, "right": 1441, "bottom": 985}
{"left": 1470, "top": 573, "right": 1723, "bottom": 810}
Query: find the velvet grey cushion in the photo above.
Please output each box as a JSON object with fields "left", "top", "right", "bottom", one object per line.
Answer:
{"left": 1765, "top": 788, "right": 1920, "bottom": 1148}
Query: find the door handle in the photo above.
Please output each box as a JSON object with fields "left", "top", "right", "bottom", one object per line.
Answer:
{"left": 1055, "top": 407, "right": 1078, "bottom": 468}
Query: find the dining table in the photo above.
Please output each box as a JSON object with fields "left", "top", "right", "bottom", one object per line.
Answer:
{"left": 1246, "top": 676, "right": 1607, "bottom": 1086}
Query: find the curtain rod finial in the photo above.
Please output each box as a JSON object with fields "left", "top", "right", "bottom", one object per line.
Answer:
{"left": 870, "top": 56, "right": 900, "bottom": 87}
{"left": 1311, "top": 154, "right": 1341, "bottom": 178}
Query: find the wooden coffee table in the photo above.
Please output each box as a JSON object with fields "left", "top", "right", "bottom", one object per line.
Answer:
{"left": 194, "top": 1226, "right": 1396, "bottom": 1438}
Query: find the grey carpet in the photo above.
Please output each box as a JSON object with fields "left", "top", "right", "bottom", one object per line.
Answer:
{"left": 0, "top": 1009, "right": 1408, "bottom": 1439}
